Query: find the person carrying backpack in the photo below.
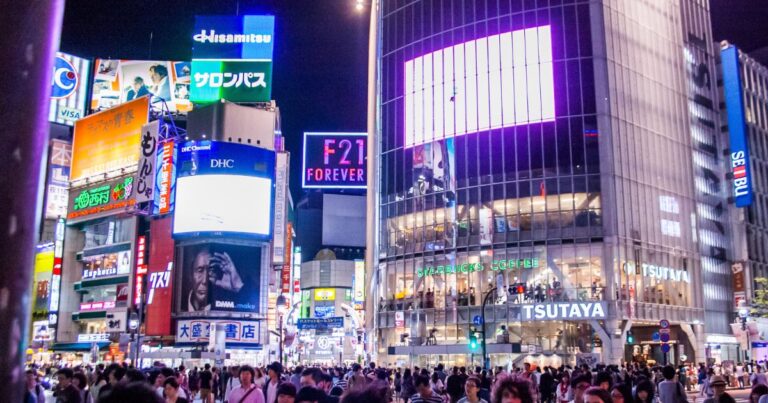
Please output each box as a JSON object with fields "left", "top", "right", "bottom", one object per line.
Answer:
{"left": 658, "top": 365, "right": 688, "bottom": 403}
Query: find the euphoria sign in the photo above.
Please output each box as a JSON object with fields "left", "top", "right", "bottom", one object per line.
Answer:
{"left": 302, "top": 132, "right": 367, "bottom": 189}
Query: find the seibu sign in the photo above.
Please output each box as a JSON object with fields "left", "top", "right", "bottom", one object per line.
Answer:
{"left": 521, "top": 302, "right": 607, "bottom": 321}
{"left": 303, "top": 132, "right": 366, "bottom": 189}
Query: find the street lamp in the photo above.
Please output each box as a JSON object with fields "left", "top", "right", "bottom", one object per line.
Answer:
{"left": 480, "top": 286, "right": 497, "bottom": 370}
{"left": 276, "top": 294, "right": 287, "bottom": 366}
{"left": 129, "top": 310, "right": 140, "bottom": 365}
{"left": 355, "top": 0, "right": 365, "bottom": 11}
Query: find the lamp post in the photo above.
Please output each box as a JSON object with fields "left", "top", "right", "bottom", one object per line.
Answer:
{"left": 276, "top": 294, "right": 287, "bottom": 366}
{"left": 481, "top": 286, "right": 497, "bottom": 370}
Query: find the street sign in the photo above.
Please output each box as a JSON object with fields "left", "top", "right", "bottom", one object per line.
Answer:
{"left": 661, "top": 343, "right": 671, "bottom": 353}
{"left": 652, "top": 332, "right": 660, "bottom": 341}
{"left": 660, "top": 319, "right": 670, "bottom": 329}
{"left": 660, "top": 333, "right": 670, "bottom": 343}
{"left": 473, "top": 315, "right": 484, "bottom": 326}
{"left": 659, "top": 328, "right": 671, "bottom": 334}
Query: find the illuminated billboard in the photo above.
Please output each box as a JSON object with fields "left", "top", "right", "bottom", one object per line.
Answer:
{"left": 404, "top": 25, "right": 554, "bottom": 148}
{"left": 66, "top": 175, "right": 136, "bottom": 223}
{"left": 173, "top": 141, "right": 275, "bottom": 239}
{"left": 303, "top": 132, "right": 366, "bottom": 189}
{"left": 44, "top": 139, "right": 72, "bottom": 219}
{"left": 179, "top": 243, "right": 262, "bottom": 313}
{"left": 71, "top": 96, "right": 149, "bottom": 181}
{"left": 721, "top": 45, "right": 753, "bottom": 207}
{"left": 49, "top": 52, "right": 91, "bottom": 125}
{"left": 91, "top": 59, "right": 192, "bottom": 113}
{"left": 191, "top": 15, "right": 275, "bottom": 103}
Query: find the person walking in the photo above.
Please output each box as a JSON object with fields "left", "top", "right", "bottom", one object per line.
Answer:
{"left": 658, "top": 365, "right": 688, "bottom": 403}
{"left": 228, "top": 366, "right": 265, "bottom": 403}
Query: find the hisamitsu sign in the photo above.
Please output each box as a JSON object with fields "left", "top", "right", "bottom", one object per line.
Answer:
{"left": 303, "top": 132, "right": 367, "bottom": 189}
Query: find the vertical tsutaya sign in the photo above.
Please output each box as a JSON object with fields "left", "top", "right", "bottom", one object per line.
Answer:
{"left": 136, "top": 121, "right": 160, "bottom": 204}
{"left": 49, "top": 52, "right": 91, "bottom": 125}
{"left": 45, "top": 139, "right": 72, "bottom": 219}
{"left": 721, "top": 45, "right": 753, "bottom": 207}
{"left": 273, "top": 152, "right": 288, "bottom": 264}
{"left": 302, "top": 132, "right": 367, "bottom": 189}
{"left": 191, "top": 15, "right": 275, "bottom": 103}
{"left": 404, "top": 26, "right": 555, "bottom": 148}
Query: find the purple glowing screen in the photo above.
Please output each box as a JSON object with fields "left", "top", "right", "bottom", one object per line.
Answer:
{"left": 404, "top": 25, "right": 555, "bottom": 148}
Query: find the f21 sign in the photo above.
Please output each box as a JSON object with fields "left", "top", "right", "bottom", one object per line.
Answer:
{"left": 303, "top": 132, "right": 366, "bottom": 189}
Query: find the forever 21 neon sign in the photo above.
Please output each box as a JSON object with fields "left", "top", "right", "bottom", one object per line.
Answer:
{"left": 303, "top": 132, "right": 367, "bottom": 189}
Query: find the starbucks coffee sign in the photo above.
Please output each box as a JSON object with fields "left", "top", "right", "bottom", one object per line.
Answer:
{"left": 417, "top": 258, "right": 541, "bottom": 278}
{"left": 521, "top": 302, "right": 607, "bottom": 321}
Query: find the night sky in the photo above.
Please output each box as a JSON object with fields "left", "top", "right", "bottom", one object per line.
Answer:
{"left": 59, "top": 0, "right": 768, "bottom": 199}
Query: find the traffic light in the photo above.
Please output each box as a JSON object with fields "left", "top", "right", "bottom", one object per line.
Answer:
{"left": 626, "top": 331, "right": 635, "bottom": 344}
{"left": 468, "top": 327, "right": 479, "bottom": 352}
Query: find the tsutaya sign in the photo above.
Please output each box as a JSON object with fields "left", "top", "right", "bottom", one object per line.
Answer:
{"left": 417, "top": 258, "right": 540, "bottom": 278}
{"left": 522, "top": 302, "right": 606, "bottom": 321}
{"left": 623, "top": 262, "right": 691, "bottom": 283}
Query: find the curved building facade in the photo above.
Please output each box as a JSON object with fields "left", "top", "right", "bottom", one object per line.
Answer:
{"left": 372, "top": 0, "right": 731, "bottom": 367}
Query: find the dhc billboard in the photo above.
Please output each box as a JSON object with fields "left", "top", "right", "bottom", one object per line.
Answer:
{"left": 722, "top": 45, "right": 753, "bottom": 208}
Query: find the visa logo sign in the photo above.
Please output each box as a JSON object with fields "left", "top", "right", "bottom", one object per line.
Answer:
{"left": 731, "top": 150, "right": 751, "bottom": 198}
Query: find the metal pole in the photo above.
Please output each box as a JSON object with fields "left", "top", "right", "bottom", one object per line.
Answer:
{"left": 481, "top": 287, "right": 497, "bottom": 370}
{"left": 279, "top": 314, "right": 284, "bottom": 366}
{"left": 364, "top": 0, "right": 380, "bottom": 364}
{"left": 0, "top": 2, "right": 64, "bottom": 401}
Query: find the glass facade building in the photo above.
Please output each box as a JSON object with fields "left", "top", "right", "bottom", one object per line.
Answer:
{"left": 372, "top": 0, "right": 731, "bottom": 366}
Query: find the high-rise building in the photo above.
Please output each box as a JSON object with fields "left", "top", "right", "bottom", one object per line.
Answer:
{"left": 721, "top": 42, "right": 768, "bottom": 361}
{"left": 370, "top": 0, "right": 734, "bottom": 366}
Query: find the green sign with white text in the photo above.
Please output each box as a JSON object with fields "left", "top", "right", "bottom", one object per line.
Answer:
{"left": 417, "top": 258, "right": 540, "bottom": 278}
{"left": 190, "top": 60, "right": 272, "bottom": 103}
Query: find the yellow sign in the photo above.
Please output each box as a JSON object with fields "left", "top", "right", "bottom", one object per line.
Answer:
{"left": 71, "top": 96, "right": 149, "bottom": 181}
{"left": 314, "top": 288, "right": 336, "bottom": 301}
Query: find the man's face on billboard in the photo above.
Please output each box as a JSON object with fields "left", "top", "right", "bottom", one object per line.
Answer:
{"left": 192, "top": 249, "right": 210, "bottom": 307}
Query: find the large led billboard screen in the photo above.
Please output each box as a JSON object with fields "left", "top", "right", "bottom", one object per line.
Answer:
{"left": 91, "top": 59, "right": 192, "bottom": 113}
{"left": 173, "top": 141, "right": 275, "bottom": 239}
{"left": 721, "top": 45, "right": 753, "bottom": 207}
{"left": 303, "top": 132, "right": 367, "bottom": 189}
{"left": 71, "top": 96, "right": 149, "bottom": 181}
{"left": 179, "top": 243, "right": 262, "bottom": 313}
{"left": 49, "top": 52, "right": 91, "bottom": 125}
{"left": 404, "top": 25, "right": 554, "bottom": 148}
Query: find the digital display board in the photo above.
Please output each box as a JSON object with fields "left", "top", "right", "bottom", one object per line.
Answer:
{"left": 179, "top": 243, "right": 262, "bottom": 313}
{"left": 721, "top": 45, "right": 753, "bottom": 207}
{"left": 173, "top": 141, "right": 275, "bottom": 239}
{"left": 303, "top": 132, "right": 366, "bottom": 189}
{"left": 404, "top": 25, "right": 554, "bottom": 148}
{"left": 91, "top": 59, "right": 192, "bottom": 113}
{"left": 49, "top": 52, "right": 91, "bottom": 125}
{"left": 45, "top": 139, "right": 72, "bottom": 219}
{"left": 191, "top": 15, "right": 275, "bottom": 103}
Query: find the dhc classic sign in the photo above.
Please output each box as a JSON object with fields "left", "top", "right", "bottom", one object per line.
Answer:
{"left": 521, "top": 302, "right": 607, "bottom": 321}
{"left": 303, "top": 132, "right": 367, "bottom": 189}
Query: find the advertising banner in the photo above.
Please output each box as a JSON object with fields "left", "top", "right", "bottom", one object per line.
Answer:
{"left": 49, "top": 52, "right": 91, "bottom": 125}
{"left": 191, "top": 15, "right": 275, "bottom": 103}
{"left": 81, "top": 250, "right": 132, "bottom": 280}
{"left": 722, "top": 46, "right": 753, "bottom": 207}
{"left": 67, "top": 175, "right": 136, "bottom": 224}
{"left": 354, "top": 260, "right": 364, "bottom": 310}
{"left": 92, "top": 59, "right": 192, "bottom": 113}
{"left": 154, "top": 139, "right": 177, "bottom": 215}
{"left": 32, "top": 320, "right": 52, "bottom": 343}
{"left": 106, "top": 311, "right": 127, "bottom": 332}
{"left": 179, "top": 243, "right": 262, "bottom": 313}
{"left": 273, "top": 152, "right": 288, "bottom": 263}
{"left": 45, "top": 140, "right": 72, "bottom": 219}
{"left": 33, "top": 247, "right": 54, "bottom": 313}
{"left": 296, "top": 317, "right": 344, "bottom": 330}
{"left": 71, "top": 96, "right": 149, "bottom": 181}
{"left": 303, "top": 132, "right": 367, "bottom": 189}
{"left": 176, "top": 319, "right": 260, "bottom": 345}
{"left": 144, "top": 217, "right": 175, "bottom": 336}
{"left": 136, "top": 121, "right": 160, "bottom": 204}
{"left": 173, "top": 141, "right": 275, "bottom": 239}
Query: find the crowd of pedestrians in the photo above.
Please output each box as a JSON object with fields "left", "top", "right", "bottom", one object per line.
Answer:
{"left": 25, "top": 360, "right": 768, "bottom": 403}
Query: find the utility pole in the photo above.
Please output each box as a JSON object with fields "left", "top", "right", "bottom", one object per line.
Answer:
{"left": 481, "top": 287, "right": 497, "bottom": 370}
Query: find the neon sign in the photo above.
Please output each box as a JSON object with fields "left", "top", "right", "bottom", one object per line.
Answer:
{"left": 417, "top": 258, "right": 540, "bottom": 278}
{"left": 303, "top": 132, "right": 366, "bottom": 189}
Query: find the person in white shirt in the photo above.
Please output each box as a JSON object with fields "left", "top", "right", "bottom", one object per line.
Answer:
{"left": 264, "top": 362, "right": 283, "bottom": 403}
{"left": 225, "top": 366, "right": 242, "bottom": 401}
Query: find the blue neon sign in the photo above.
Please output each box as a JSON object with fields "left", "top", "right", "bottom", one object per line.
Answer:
{"left": 721, "top": 45, "right": 753, "bottom": 207}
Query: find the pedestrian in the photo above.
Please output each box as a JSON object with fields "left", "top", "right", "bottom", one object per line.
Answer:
{"left": 458, "top": 376, "right": 488, "bottom": 403}
{"left": 584, "top": 387, "right": 612, "bottom": 403}
{"left": 556, "top": 373, "right": 571, "bottom": 403}
{"left": 164, "top": 377, "right": 189, "bottom": 403}
{"left": 634, "top": 379, "right": 655, "bottom": 403}
{"left": 264, "top": 362, "right": 284, "bottom": 403}
{"left": 228, "top": 365, "right": 265, "bottom": 403}
{"left": 750, "top": 383, "right": 768, "bottom": 403}
{"left": 54, "top": 368, "right": 83, "bottom": 403}
{"left": 24, "top": 369, "right": 46, "bottom": 403}
{"left": 411, "top": 374, "right": 444, "bottom": 403}
{"left": 491, "top": 375, "right": 534, "bottom": 403}
{"left": 276, "top": 382, "right": 297, "bottom": 403}
{"left": 657, "top": 365, "right": 688, "bottom": 403}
